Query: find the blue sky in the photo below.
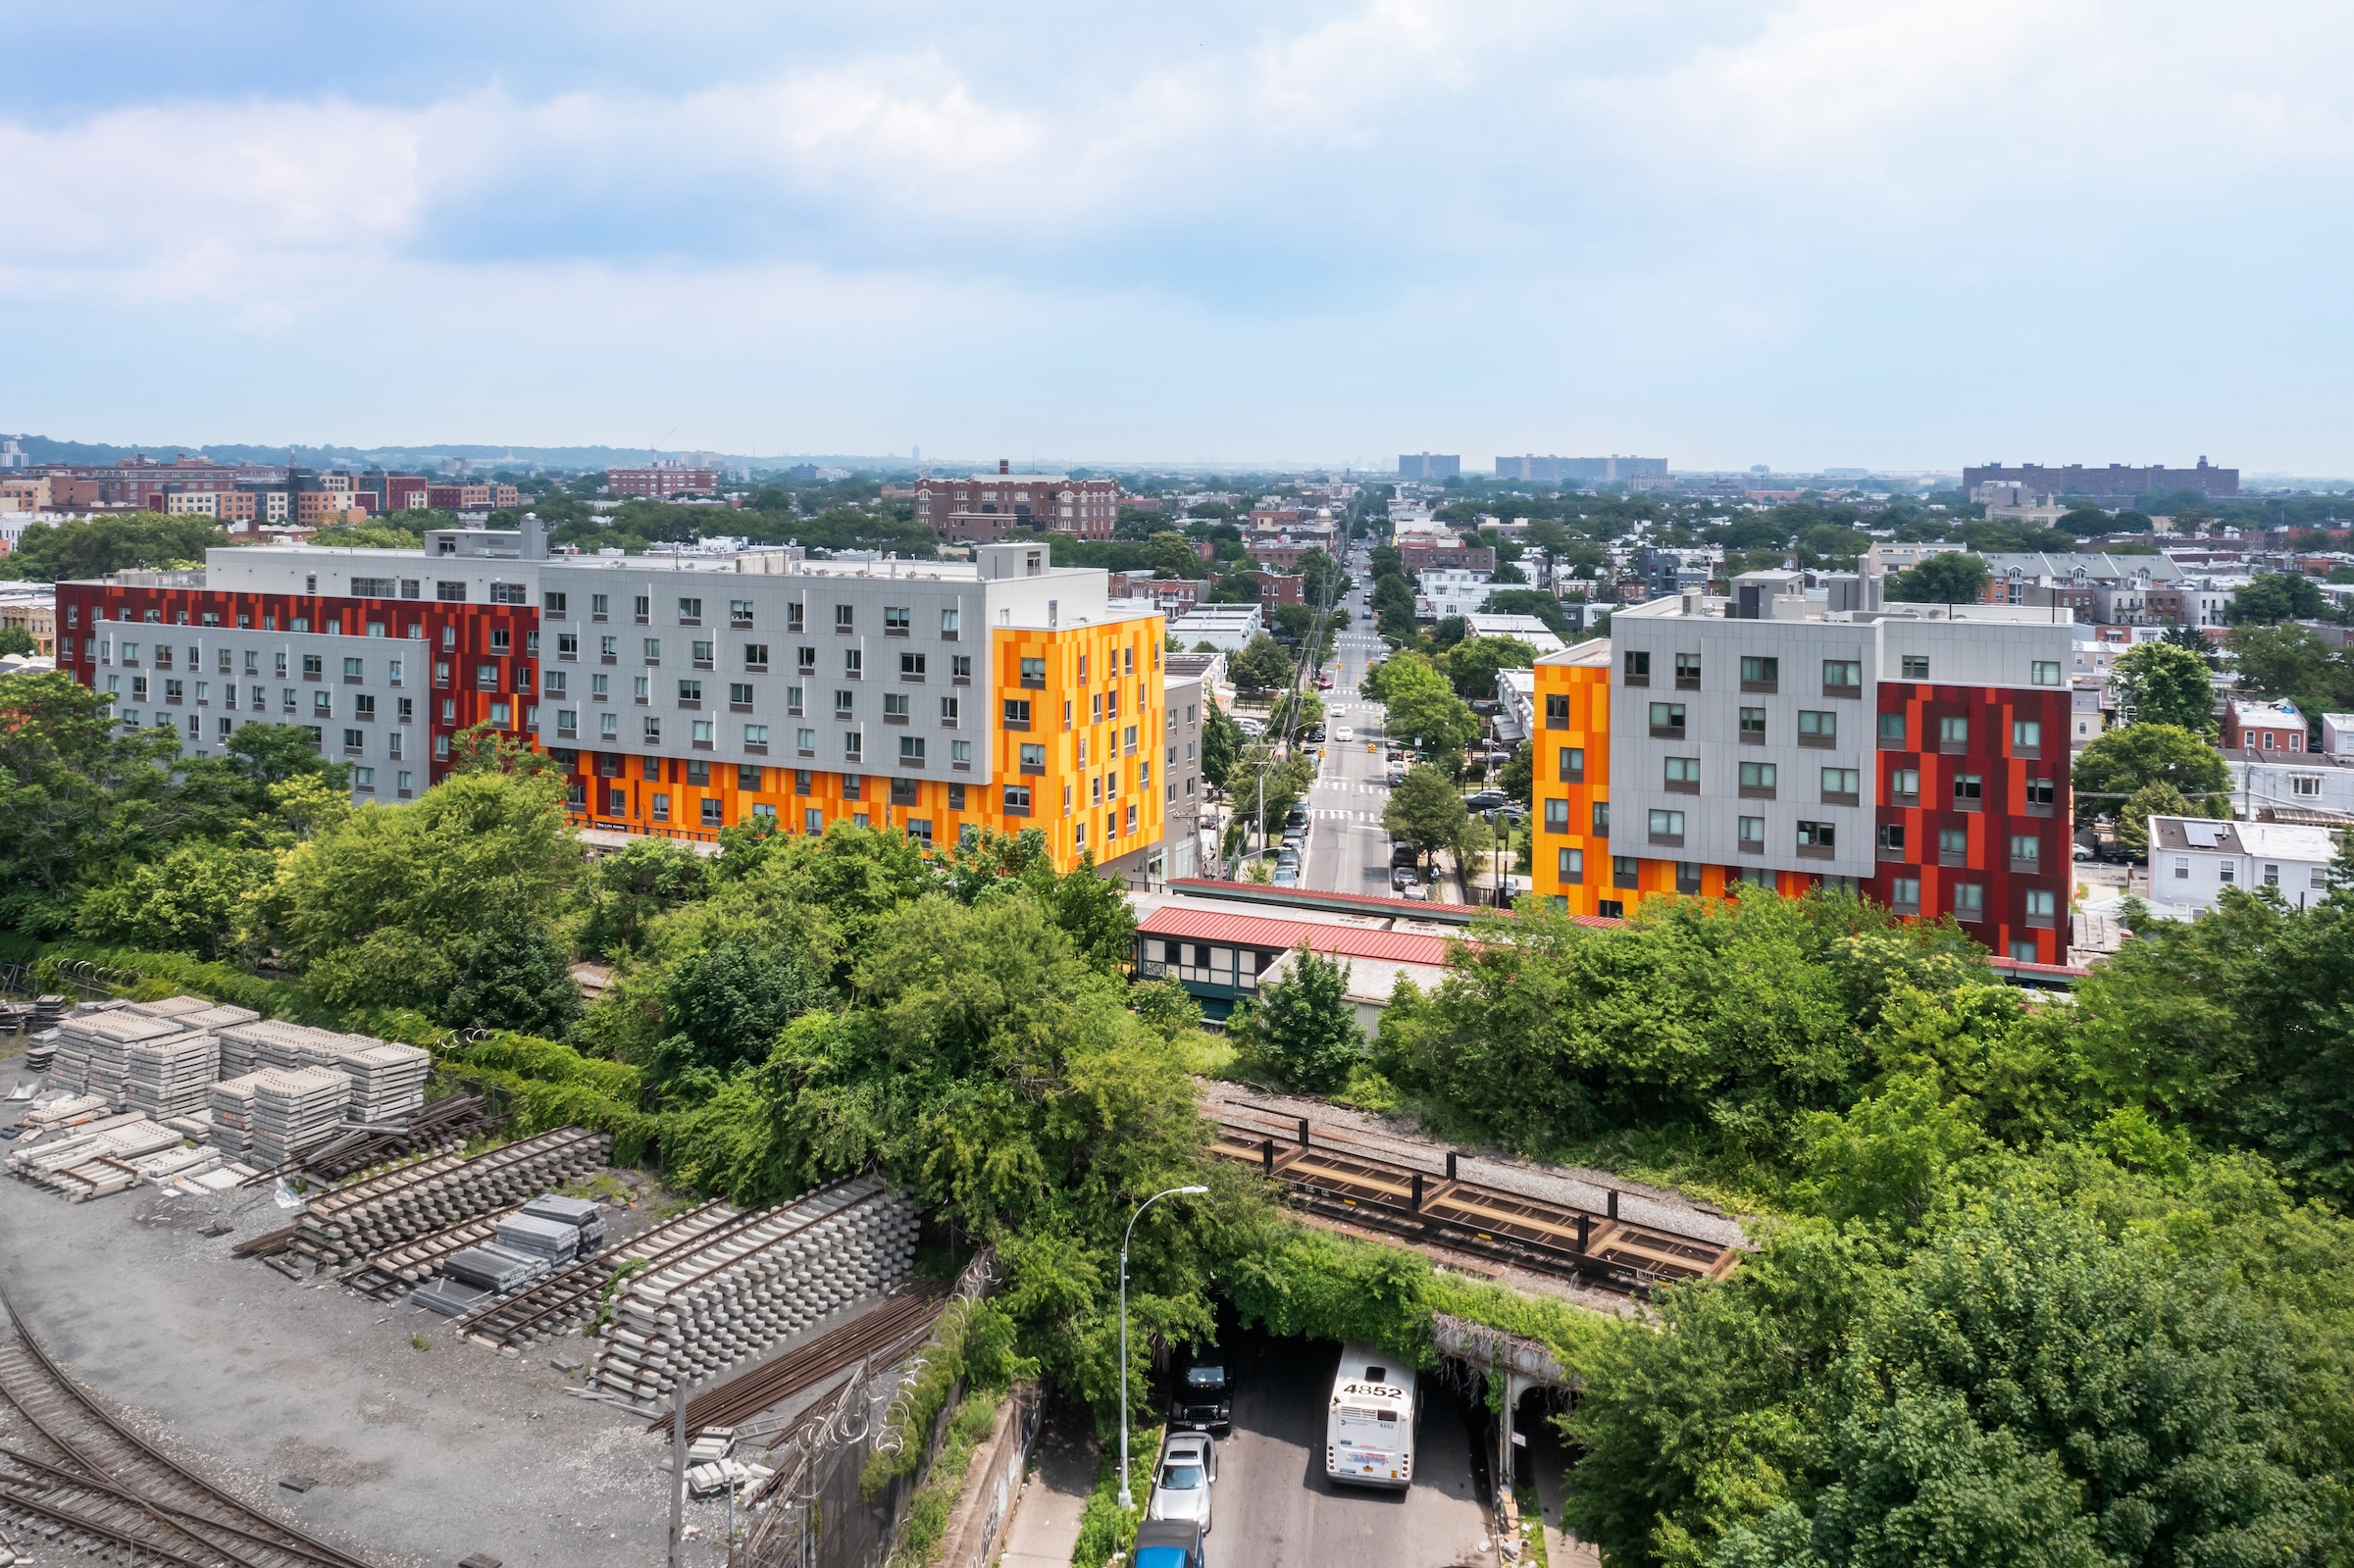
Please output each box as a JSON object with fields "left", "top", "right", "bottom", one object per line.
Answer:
{"left": 4, "top": 1, "right": 2350, "bottom": 472}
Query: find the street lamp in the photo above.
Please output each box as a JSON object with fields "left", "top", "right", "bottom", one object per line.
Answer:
{"left": 1118, "top": 1184, "right": 1210, "bottom": 1510}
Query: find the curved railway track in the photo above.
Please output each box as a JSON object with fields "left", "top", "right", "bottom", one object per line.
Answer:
{"left": 0, "top": 1289, "right": 376, "bottom": 1568}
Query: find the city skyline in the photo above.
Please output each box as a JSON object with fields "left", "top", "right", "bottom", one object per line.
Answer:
{"left": 6, "top": 4, "right": 2353, "bottom": 469}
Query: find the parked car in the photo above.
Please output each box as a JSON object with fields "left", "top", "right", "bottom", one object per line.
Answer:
{"left": 1400, "top": 885, "right": 1429, "bottom": 901}
{"left": 1170, "top": 1354, "right": 1234, "bottom": 1435}
{"left": 1392, "top": 866, "right": 1418, "bottom": 890}
{"left": 1132, "top": 1518, "right": 1206, "bottom": 1568}
{"left": 1385, "top": 769, "right": 1407, "bottom": 787}
{"left": 1463, "top": 789, "right": 1509, "bottom": 811}
{"left": 1285, "top": 805, "right": 1307, "bottom": 828}
{"left": 1149, "top": 1433, "right": 1217, "bottom": 1534}
{"left": 1273, "top": 867, "right": 1299, "bottom": 886}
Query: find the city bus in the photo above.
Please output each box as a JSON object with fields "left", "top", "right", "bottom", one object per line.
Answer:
{"left": 1324, "top": 1341, "right": 1417, "bottom": 1489}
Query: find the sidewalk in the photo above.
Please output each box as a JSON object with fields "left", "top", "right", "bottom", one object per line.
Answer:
{"left": 995, "top": 1416, "right": 1098, "bottom": 1568}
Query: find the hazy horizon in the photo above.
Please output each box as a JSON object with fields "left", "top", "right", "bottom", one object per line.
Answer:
{"left": 6, "top": 4, "right": 2352, "bottom": 472}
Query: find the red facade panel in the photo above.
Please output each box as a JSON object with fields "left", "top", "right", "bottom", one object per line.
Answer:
{"left": 1869, "top": 681, "right": 2073, "bottom": 963}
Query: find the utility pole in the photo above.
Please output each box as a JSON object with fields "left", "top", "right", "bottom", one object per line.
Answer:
{"left": 669, "top": 1380, "right": 688, "bottom": 1568}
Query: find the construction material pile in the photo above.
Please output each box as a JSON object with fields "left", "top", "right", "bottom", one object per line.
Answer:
{"left": 452, "top": 1198, "right": 742, "bottom": 1348}
{"left": 217, "top": 1021, "right": 430, "bottom": 1126}
{"left": 208, "top": 1075, "right": 262, "bottom": 1158}
{"left": 5, "top": 1111, "right": 256, "bottom": 1201}
{"left": 249, "top": 1066, "right": 351, "bottom": 1169}
{"left": 337, "top": 1042, "right": 434, "bottom": 1121}
{"left": 123, "top": 1029, "right": 222, "bottom": 1121}
{"left": 522, "top": 1192, "right": 606, "bottom": 1253}
{"left": 290, "top": 1126, "right": 611, "bottom": 1267}
{"left": 591, "top": 1173, "right": 918, "bottom": 1405}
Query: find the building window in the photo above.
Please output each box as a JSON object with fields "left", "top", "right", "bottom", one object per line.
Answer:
{"left": 1901, "top": 655, "right": 1929, "bottom": 680}
{"left": 899, "top": 735, "right": 926, "bottom": 764}
{"left": 1797, "top": 820, "right": 1836, "bottom": 856}
{"left": 1592, "top": 800, "right": 1610, "bottom": 837}
{"left": 435, "top": 581, "right": 467, "bottom": 601}
{"left": 1822, "top": 660, "right": 1862, "bottom": 694}
{"left": 1622, "top": 650, "right": 1650, "bottom": 685}
{"left": 1612, "top": 855, "right": 1639, "bottom": 888}
{"left": 1953, "top": 883, "right": 1984, "bottom": 920}
{"left": 745, "top": 725, "right": 769, "bottom": 747}
{"left": 1544, "top": 798, "right": 1569, "bottom": 833}
{"left": 2026, "top": 887, "right": 2057, "bottom": 925}
{"left": 1877, "top": 822, "right": 1905, "bottom": 855}
{"left": 1890, "top": 767, "right": 1920, "bottom": 805}
{"left": 1939, "top": 715, "right": 1970, "bottom": 748}
{"left": 1739, "top": 706, "right": 1766, "bottom": 742}
{"left": 1558, "top": 847, "right": 1584, "bottom": 884}
{"left": 1821, "top": 767, "right": 1859, "bottom": 802}
{"left": 1797, "top": 710, "right": 1835, "bottom": 745}
{"left": 2031, "top": 660, "right": 2063, "bottom": 686}
{"left": 1648, "top": 808, "right": 1685, "bottom": 845}
{"left": 1674, "top": 652, "right": 1701, "bottom": 689}
{"left": 2174, "top": 856, "right": 2190, "bottom": 880}
{"left": 804, "top": 806, "right": 824, "bottom": 835}
{"left": 1739, "top": 655, "right": 1777, "bottom": 690}
{"left": 1889, "top": 876, "right": 1920, "bottom": 909}
{"left": 2010, "top": 834, "right": 2040, "bottom": 867}
{"left": 2013, "top": 719, "right": 2041, "bottom": 755}
{"left": 1561, "top": 746, "right": 1584, "bottom": 781}
{"left": 1544, "top": 693, "right": 1569, "bottom": 728}
{"left": 1664, "top": 756, "right": 1700, "bottom": 792}
{"left": 702, "top": 799, "right": 724, "bottom": 828}
{"left": 2220, "top": 861, "right": 2235, "bottom": 884}
{"left": 1878, "top": 711, "right": 1908, "bottom": 745}
{"left": 1003, "top": 698, "right": 1032, "bottom": 730}
{"left": 835, "top": 604, "right": 854, "bottom": 631}
{"left": 1676, "top": 861, "right": 1703, "bottom": 894}
{"left": 1648, "top": 701, "right": 1685, "bottom": 736}
{"left": 1739, "top": 760, "right": 1776, "bottom": 797}
{"left": 1738, "top": 815, "right": 1765, "bottom": 851}
{"left": 1953, "top": 773, "right": 1983, "bottom": 809}
{"left": 844, "top": 729, "right": 862, "bottom": 760}
{"left": 1939, "top": 827, "right": 1969, "bottom": 863}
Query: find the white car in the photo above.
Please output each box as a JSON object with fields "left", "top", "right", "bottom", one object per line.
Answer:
{"left": 1149, "top": 1432, "right": 1217, "bottom": 1534}
{"left": 1334, "top": 726, "right": 1355, "bottom": 742}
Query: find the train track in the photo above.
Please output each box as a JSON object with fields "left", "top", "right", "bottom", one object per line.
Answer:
{"left": 0, "top": 1290, "right": 375, "bottom": 1568}
{"left": 1206, "top": 1103, "right": 1743, "bottom": 1295}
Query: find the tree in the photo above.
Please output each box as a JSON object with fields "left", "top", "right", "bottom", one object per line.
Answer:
{"left": 2226, "top": 572, "right": 2327, "bottom": 625}
{"left": 1375, "top": 655, "right": 1480, "bottom": 763}
{"left": 1888, "top": 553, "right": 1990, "bottom": 604}
{"left": 446, "top": 912, "right": 584, "bottom": 1037}
{"left": 72, "top": 840, "right": 275, "bottom": 960}
{"left": 1233, "top": 946, "right": 1364, "bottom": 1093}
{"left": 448, "top": 722, "right": 562, "bottom": 777}
{"left": 1443, "top": 636, "right": 1538, "bottom": 701}
{"left": 1228, "top": 632, "right": 1295, "bottom": 692}
{"left": 1200, "top": 703, "right": 1243, "bottom": 791}
{"left": 2110, "top": 641, "right": 2216, "bottom": 733}
{"left": 577, "top": 836, "right": 712, "bottom": 958}
{"left": 1499, "top": 740, "right": 1533, "bottom": 809}
{"left": 2115, "top": 781, "right": 2192, "bottom": 858}
{"left": 2057, "top": 504, "right": 2113, "bottom": 537}
{"left": 1144, "top": 531, "right": 1203, "bottom": 580}
{"left": 2227, "top": 624, "right": 2354, "bottom": 735}
{"left": 652, "top": 933, "right": 831, "bottom": 1086}
{"left": 0, "top": 626, "right": 34, "bottom": 656}
{"left": 1382, "top": 764, "right": 1467, "bottom": 866}
{"left": 0, "top": 669, "right": 184, "bottom": 933}
{"left": 2071, "top": 724, "right": 2230, "bottom": 828}
{"left": 1270, "top": 603, "right": 1315, "bottom": 640}
{"left": 0, "top": 512, "right": 227, "bottom": 582}
{"left": 1478, "top": 588, "right": 1571, "bottom": 639}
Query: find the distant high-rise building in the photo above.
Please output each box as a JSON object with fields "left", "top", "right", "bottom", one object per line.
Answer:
{"left": 1961, "top": 458, "right": 2236, "bottom": 508}
{"left": 1494, "top": 454, "right": 1666, "bottom": 483}
{"left": 1399, "top": 452, "right": 1461, "bottom": 480}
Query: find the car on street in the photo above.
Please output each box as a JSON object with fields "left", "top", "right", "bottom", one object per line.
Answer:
{"left": 1148, "top": 1432, "right": 1217, "bottom": 1534}
{"left": 1400, "top": 885, "right": 1429, "bottom": 900}
{"left": 1272, "top": 866, "right": 1299, "bottom": 886}
{"left": 1133, "top": 1517, "right": 1206, "bottom": 1568}
{"left": 1463, "top": 789, "right": 1509, "bottom": 810}
{"left": 1385, "top": 769, "right": 1407, "bottom": 786}
{"left": 1170, "top": 1354, "right": 1234, "bottom": 1435}
{"left": 1334, "top": 726, "right": 1355, "bottom": 742}
{"left": 1392, "top": 866, "right": 1418, "bottom": 890}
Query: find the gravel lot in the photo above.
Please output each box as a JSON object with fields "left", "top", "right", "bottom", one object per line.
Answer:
{"left": 0, "top": 1130, "right": 740, "bottom": 1568}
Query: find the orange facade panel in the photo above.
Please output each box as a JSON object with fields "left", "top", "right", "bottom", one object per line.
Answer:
{"left": 1528, "top": 653, "right": 1614, "bottom": 915}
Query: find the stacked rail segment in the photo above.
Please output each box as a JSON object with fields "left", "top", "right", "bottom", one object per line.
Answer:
{"left": 591, "top": 1174, "right": 919, "bottom": 1406}
{"left": 290, "top": 1127, "right": 610, "bottom": 1268}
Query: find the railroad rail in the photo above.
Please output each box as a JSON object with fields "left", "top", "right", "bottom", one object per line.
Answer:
{"left": 1206, "top": 1102, "right": 1743, "bottom": 1294}
{"left": 649, "top": 1282, "right": 952, "bottom": 1440}
{"left": 0, "top": 1289, "right": 376, "bottom": 1568}
{"left": 451, "top": 1197, "right": 742, "bottom": 1347}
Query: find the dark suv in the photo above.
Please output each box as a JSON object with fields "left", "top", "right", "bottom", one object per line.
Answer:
{"left": 1170, "top": 1355, "right": 1233, "bottom": 1435}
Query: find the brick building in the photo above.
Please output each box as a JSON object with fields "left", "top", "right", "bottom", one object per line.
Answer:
{"left": 914, "top": 461, "right": 1121, "bottom": 542}
{"left": 608, "top": 464, "right": 718, "bottom": 500}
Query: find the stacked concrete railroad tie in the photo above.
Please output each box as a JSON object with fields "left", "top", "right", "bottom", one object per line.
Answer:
{"left": 590, "top": 1173, "right": 920, "bottom": 1405}
{"left": 55, "top": 1011, "right": 191, "bottom": 1107}
{"left": 208, "top": 1074, "right": 263, "bottom": 1158}
{"left": 123, "top": 1029, "right": 222, "bottom": 1121}
{"left": 291, "top": 1126, "right": 611, "bottom": 1266}
{"left": 335, "top": 1041, "right": 433, "bottom": 1121}
{"left": 248, "top": 1066, "right": 350, "bottom": 1169}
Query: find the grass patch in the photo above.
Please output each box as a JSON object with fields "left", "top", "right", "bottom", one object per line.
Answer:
{"left": 884, "top": 1387, "right": 1004, "bottom": 1568}
{"left": 1069, "top": 1422, "right": 1160, "bottom": 1568}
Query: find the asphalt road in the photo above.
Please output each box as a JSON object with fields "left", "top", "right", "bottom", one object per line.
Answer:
{"left": 1302, "top": 578, "right": 1399, "bottom": 897}
{"left": 1203, "top": 1329, "right": 1495, "bottom": 1568}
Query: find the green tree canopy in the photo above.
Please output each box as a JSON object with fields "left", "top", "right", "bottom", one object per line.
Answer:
{"left": 0, "top": 512, "right": 227, "bottom": 582}
{"left": 2071, "top": 724, "right": 2230, "bottom": 827}
{"left": 1443, "top": 636, "right": 1539, "bottom": 701}
{"left": 1228, "top": 632, "right": 1295, "bottom": 692}
{"left": 1372, "top": 653, "right": 1480, "bottom": 761}
{"left": 1200, "top": 702, "right": 1243, "bottom": 791}
{"left": 1235, "top": 946, "right": 1365, "bottom": 1093}
{"left": 2226, "top": 572, "right": 2328, "bottom": 625}
{"left": 1381, "top": 763, "right": 1467, "bottom": 865}
{"left": 0, "top": 626, "right": 34, "bottom": 657}
{"left": 1888, "top": 553, "right": 1990, "bottom": 604}
{"left": 2110, "top": 640, "right": 2217, "bottom": 732}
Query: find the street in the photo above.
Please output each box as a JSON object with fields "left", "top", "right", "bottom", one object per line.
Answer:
{"left": 1203, "top": 1328, "right": 1495, "bottom": 1568}
{"left": 1300, "top": 572, "right": 1403, "bottom": 898}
